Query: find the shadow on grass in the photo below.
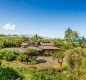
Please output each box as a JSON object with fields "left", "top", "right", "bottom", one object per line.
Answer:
{"left": 38, "top": 59, "right": 47, "bottom": 63}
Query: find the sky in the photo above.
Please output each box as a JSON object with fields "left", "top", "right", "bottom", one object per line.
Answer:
{"left": 0, "top": 0, "right": 86, "bottom": 38}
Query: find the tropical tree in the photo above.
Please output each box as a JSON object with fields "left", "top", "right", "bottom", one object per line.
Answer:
{"left": 80, "top": 37, "right": 86, "bottom": 48}
{"left": 52, "top": 50, "right": 64, "bottom": 67}
{"left": 72, "top": 31, "right": 79, "bottom": 41}
{"left": 64, "top": 28, "right": 79, "bottom": 41}
{"left": 66, "top": 48, "right": 82, "bottom": 70}
{"left": 53, "top": 38, "right": 63, "bottom": 47}
{"left": 65, "top": 47, "right": 86, "bottom": 80}
{"left": 31, "top": 34, "right": 43, "bottom": 42}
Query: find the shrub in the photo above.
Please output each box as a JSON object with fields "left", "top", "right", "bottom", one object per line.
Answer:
{"left": 0, "top": 49, "right": 28, "bottom": 62}
{"left": 44, "top": 50, "right": 50, "bottom": 56}
{"left": 29, "top": 60, "right": 38, "bottom": 65}
{"left": 0, "top": 50, "right": 5, "bottom": 59}
{"left": 4, "top": 51, "right": 16, "bottom": 61}
{"left": 26, "top": 48, "right": 38, "bottom": 56}
{"left": 31, "top": 70, "right": 68, "bottom": 80}
{"left": 54, "top": 67, "right": 62, "bottom": 72}
{"left": 29, "top": 66, "right": 37, "bottom": 70}
{"left": 61, "top": 64, "right": 68, "bottom": 71}
{"left": 0, "top": 50, "right": 17, "bottom": 61}
{"left": 0, "top": 67, "right": 23, "bottom": 80}
{"left": 17, "top": 54, "right": 28, "bottom": 62}
{"left": 38, "top": 68, "right": 48, "bottom": 72}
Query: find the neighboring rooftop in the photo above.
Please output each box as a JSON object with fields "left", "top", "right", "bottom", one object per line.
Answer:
{"left": 21, "top": 42, "right": 29, "bottom": 46}
{"left": 4, "top": 48, "right": 26, "bottom": 52}
{"left": 21, "top": 42, "right": 59, "bottom": 51}
{"left": 4, "top": 42, "right": 59, "bottom": 52}
{"left": 28, "top": 46, "right": 42, "bottom": 51}
{"left": 40, "top": 42, "right": 54, "bottom": 46}
{"left": 38, "top": 45, "right": 59, "bottom": 50}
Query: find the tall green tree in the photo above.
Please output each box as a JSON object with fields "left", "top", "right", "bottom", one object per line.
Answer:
{"left": 64, "top": 28, "right": 79, "bottom": 41}
{"left": 52, "top": 49, "right": 64, "bottom": 67}
{"left": 31, "top": 34, "right": 43, "bottom": 42}
{"left": 80, "top": 37, "right": 86, "bottom": 48}
{"left": 73, "top": 31, "right": 79, "bottom": 41}
{"left": 65, "top": 47, "right": 86, "bottom": 80}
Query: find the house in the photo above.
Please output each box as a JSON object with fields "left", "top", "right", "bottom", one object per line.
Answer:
{"left": 4, "top": 42, "right": 59, "bottom": 52}
{"left": 38, "top": 42, "right": 59, "bottom": 51}
{"left": 21, "top": 42, "right": 59, "bottom": 51}
{"left": 4, "top": 48, "right": 26, "bottom": 52}
{"left": 21, "top": 42, "right": 29, "bottom": 48}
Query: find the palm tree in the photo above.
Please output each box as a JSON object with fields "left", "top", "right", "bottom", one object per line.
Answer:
{"left": 64, "top": 28, "right": 73, "bottom": 41}
{"left": 31, "top": 34, "right": 43, "bottom": 42}
{"left": 72, "top": 31, "right": 79, "bottom": 41}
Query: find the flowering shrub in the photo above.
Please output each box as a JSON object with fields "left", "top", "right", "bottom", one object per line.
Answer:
{"left": 54, "top": 68, "right": 62, "bottom": 72}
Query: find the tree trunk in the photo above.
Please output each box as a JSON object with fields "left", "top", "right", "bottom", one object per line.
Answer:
{"left": 58, "top": 58, "right": 63, "bottom": 67}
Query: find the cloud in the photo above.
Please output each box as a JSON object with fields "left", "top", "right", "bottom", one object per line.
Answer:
{"left": 3, "top": 23, "right": 16, "bottom": 30}
{"left": 0, "top": 24, "right": 1, "bottom": 26}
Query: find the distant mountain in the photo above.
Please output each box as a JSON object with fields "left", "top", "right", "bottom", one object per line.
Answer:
{"left": 17, "top": 34, "right": 34, "bottom": 38}
{"left": 8, "top": 34, "right": 53, "bottom": 39}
